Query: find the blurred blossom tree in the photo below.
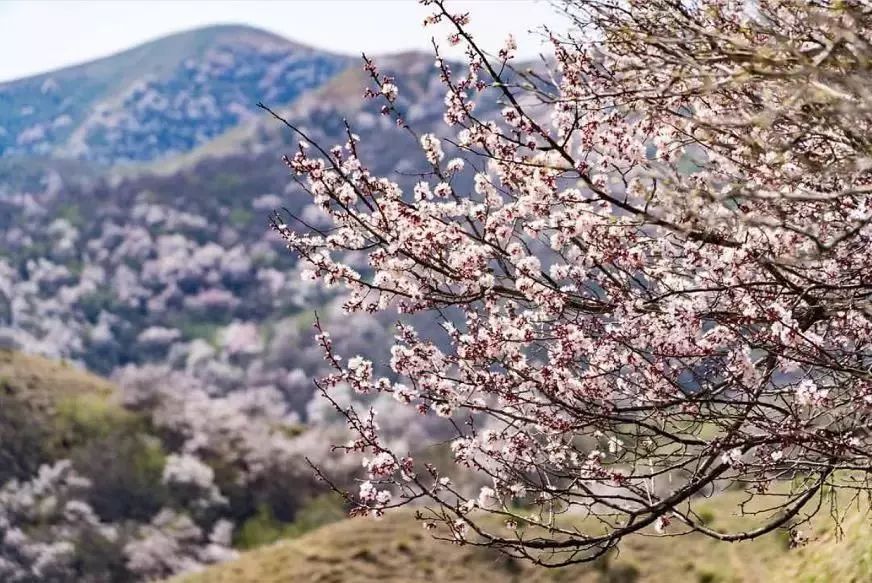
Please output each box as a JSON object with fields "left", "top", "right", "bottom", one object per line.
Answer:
{"left": 268, "top": 0, "right": 872, "bottom": 565}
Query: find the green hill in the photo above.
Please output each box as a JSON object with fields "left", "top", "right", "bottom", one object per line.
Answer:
{"left": 781, "top": 510, "right": 872, "bottom": 583}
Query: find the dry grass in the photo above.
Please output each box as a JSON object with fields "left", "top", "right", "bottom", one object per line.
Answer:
{"left": 775, "top": 507, "right": 872, "bottom": 583}
{"left": 171, "top": 491, "right": 825, "bottom": 583}
{"left": 0, "top": 349, "right": 115, "bottom": 417}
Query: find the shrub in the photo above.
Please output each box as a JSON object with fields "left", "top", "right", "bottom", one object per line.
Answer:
{"left": 234, "top": 493, "right": 346, "bottom": 550}
{"left": 0, "top": 394, "right": 51, "bottom": 483}
{"left": 72, "top": 431, "right": 169, "bottom": 522}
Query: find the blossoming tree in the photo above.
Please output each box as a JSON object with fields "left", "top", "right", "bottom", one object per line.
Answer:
{"left": 268, "top": 0, "right": 872, "bottom": 564}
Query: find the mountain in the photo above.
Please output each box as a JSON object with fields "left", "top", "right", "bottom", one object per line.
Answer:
{"left": 0, "top": 44, "right": 457, "bottom": 416}
{"left": 0, "top": 23, "right": 506, "bottom": 418}
{"left": 0, "top": 25, "right": 350, "bottom": 164}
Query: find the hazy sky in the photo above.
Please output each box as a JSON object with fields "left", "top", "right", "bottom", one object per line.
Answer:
{"left": 0, "top": 0, "right": 566, "bottom": 82}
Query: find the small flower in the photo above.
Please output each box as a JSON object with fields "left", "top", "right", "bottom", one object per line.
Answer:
{"left": 453, "top": 518, "right": 469, "bottom": 540}
{"left": 359, "top": 480, "right": 376, "bottom": 503}
{"left": 477, "top": 486, "right": 499, "bottom": 509}
{"left": 654, "top": 514, "right": 672, "bottom": 533}
{"left": 420, "top": 133, "right": 445, "bottom": 165}
{"left": 434, "top": 401, "right": 453, "bottom": 417}
{"left": 499, "top": 34, "right": 517, "bottom": 60}
{"left": 796, "top": 379, "right": 828, "bottom": 407}
{"left": 347, "top": 355, "right": 373, "bottom": 383}
{"left": 381, "top": 82, "right": 399, "bottom": 102}
{"left": 721, "top": 448, "right": 743, "bottom": 466}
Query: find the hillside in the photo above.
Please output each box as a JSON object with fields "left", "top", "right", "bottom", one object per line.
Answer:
{"left": 0, "top": 348, "right": 115, "bottom": 414}
{"left": 150, "top": 49, "right": 464, "bottom": 174}
{"left": 0, "top": 348, "right": 356, "bottom": 581}
{"left": 2, "top": 356, "right": 868, "bottom": 583}
{"left": 781, "top": 510, "right": 872, "bottom": 583}
{"left": 0, "top": 349, "right": 120, "bottom": 482}
{"left": 172, "top": 496, "right": 871, "bottom": 583}
{"left": 0, "top": 46, "right": 472, "bottom": 418}
{"left": 0, "top": 24, "right": 350, "bottom": 163}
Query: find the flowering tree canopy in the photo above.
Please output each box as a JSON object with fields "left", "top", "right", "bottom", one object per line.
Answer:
{"left": 269, "top": 0, "right": 872, "bottom": 565}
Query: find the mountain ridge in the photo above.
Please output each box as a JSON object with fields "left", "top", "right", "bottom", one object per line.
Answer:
{"left": 0, "top": 24, "right": 312, "bottom": 88}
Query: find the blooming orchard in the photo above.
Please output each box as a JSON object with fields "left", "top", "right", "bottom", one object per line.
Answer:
{"left": 269, "top": 0, "right": 872, "bottom": 564}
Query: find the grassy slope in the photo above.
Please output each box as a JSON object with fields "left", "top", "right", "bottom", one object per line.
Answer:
{"left": 0, "top": 349, "right": 115, "bottom": 416}
{"left": 0, "top": 348, "right": 129, "bottom": 483}
{"left": 175, "top": 491, "right": 848, "bottom": 583}
{"left": 780, "top": 510, "right": 872, "bottom": 583}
